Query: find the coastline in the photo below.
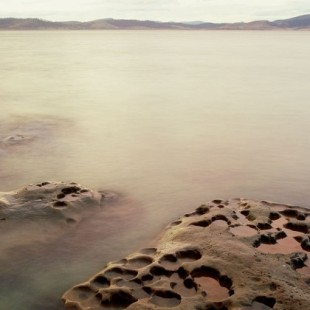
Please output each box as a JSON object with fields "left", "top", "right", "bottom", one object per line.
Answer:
{"left": 1, "top": 185, "right": 309, "bottom": 309}
{"left": 62, "top": 198, "right": 310, "bottom": 309}
{"left": 1, "top": 14, "right": 310, "bottom": 31}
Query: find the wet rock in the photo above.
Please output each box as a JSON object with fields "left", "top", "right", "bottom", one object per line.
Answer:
{"left": 62, "top": 199, "right": 310, "bottom": 309}
{"left": 0, "top": 181, "right": 111, "bottom": 222}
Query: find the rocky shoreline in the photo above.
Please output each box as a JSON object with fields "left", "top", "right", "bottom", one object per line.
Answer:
{"left": 1, "top": 185, "right": 309, "bottom": 309}
{"left": 62, "top": 198, "right": 310, "bottom": 310}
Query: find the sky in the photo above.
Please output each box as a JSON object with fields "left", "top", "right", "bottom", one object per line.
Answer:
{"left": 0, "top": 0, "right": 309, "bottom": 22}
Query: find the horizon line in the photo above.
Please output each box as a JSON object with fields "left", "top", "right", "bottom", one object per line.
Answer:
{"left": 1, "top": 13, "right": 310, "bottom": 24}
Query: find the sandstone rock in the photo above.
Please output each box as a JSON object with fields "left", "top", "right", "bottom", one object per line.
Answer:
{"left": 0, "top": 182, "right": 116, "bottom": 254}
{"left": 62, "top": 199, "right": 310, "bottom": 310}
{"left": 0, "top": 181, "right": 108, "bottom": 223}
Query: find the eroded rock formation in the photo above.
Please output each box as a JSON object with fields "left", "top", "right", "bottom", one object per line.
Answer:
{"left": 0, "top": 181, "right": 110, "bottom": 223}
{"left": 0, "top": 180, "right": 120, "bottom": 257}
{"left": 62, "top": 199, "right": 310, "bottom": 310}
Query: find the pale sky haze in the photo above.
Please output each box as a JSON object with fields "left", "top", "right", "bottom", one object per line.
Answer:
{"left": 0, "top": 0, "right": 309, "bottom": 22}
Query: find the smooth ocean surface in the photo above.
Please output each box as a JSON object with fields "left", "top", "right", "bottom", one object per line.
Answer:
{"left": 0, "top": 31, "right": 310, "bottom": 309}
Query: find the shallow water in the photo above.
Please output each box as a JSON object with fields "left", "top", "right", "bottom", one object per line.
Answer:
{"left": 0, "top": 30, "right": 310, "bottom": 309}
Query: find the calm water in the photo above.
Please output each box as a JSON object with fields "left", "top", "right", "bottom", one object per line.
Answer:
{"left": 0, "top": 31, "right": 310, "bottom": 309}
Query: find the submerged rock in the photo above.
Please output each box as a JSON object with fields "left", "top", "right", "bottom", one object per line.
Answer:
{"left": 62, "top": 199, "right": 310, "bottom": 310}
{"left": 1, "top": 134, "right": 33, "bottom": 145}
{"left": 0, "top": 115, "right": 73, "bottom": 153}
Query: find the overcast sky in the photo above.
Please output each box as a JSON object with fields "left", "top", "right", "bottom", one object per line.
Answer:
{"left": 0, "top": 0, "right": 309, "bottom": 22}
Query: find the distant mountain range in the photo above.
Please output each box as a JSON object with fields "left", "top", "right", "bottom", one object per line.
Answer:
{"left": 0, "top": 14, "right": 310, "bottom": 30}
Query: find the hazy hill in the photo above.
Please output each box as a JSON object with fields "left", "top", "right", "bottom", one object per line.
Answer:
{"left": 0, "top": 14, "right": 309, "bottom": 30}
{"left": 273, "top": 14, "right": 310, "bottom": 28}
{"left": 0, "top": 18, "right": 79, "bottom": 30}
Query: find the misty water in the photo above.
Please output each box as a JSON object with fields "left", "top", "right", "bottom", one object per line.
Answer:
{"left": 0, "top": 30, "right": 310, "bottom": 309}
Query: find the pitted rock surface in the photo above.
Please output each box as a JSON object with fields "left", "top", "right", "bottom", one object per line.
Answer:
{"left": 0, "top": 181, "right": 110, "bottom": 223}
{"left": 0, "top": 181, "right": 117, "bottom": 263}
{"left": 62, "top": 199, "right": 310, "bottom": 310}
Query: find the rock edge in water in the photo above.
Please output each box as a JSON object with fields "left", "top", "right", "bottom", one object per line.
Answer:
{"left": 62, "top": 198, "right": 310, "bottom": 310}
{"left": 0, "top": 181, "right": 114, "bottom": 223}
